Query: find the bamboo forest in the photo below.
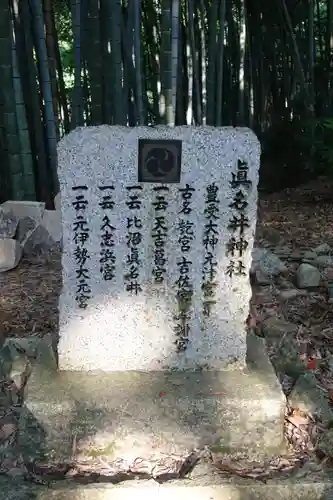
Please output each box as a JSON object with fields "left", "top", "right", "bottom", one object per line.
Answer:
{"left": 0, "top": 0, "right": 332, "bottom": 208}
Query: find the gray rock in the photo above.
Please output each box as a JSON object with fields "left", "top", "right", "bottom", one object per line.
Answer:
{"left": 327, "top": 357, "right": 333, "bottom": 373}
{"left": 1, "top": 200, "right": 45, "bottom": 223}
{"left": 317, "top": 429, "right": 333, "bottom": 458}
{"left": 41, "top": 210, "right": 62, "bottom": 244}
{"left": 54, "top": 192, "right": 61, "bottom": 211}
{"left": 274, "top": 245, "right": 292, "bottom": 257}
{"left": 315, "top": 255, "right": 333, "bottom": 267}
{"left": 261, "top": 317, "right": 305, "bottom": 378}
{"left": 262, "top": 316, "right": 298, "bottom": 339}
{"left": 289, "top": 250, "right": 304, "bottom": 261}
{"left": 15, "top": 216, "right": 37, "bottom": 246}
{"left": 0, "top": 210, "right": 18, "bottom": 239}
{"left": 278, "top": 289, "right": 307, "bottom": 301}
{"left": 16, "top": 213, "right": 60, "bottom": 256}
{"left": 314, "top": 243, "right": 331, "bottom": 255}
{"left": 296, "top": 263, "right": 321, "bottom": 288}
{"left": 272, "top": 339, "right": 304, "bottom": 379}
{"left": 0, "top": 238, "right": 22, "bottom": 272}
{"left": 289, "top": 372, "right": 333, "bottom": 422}
{"left": 276, "top": 277, "right": 295, "bottom": 289}
{"left": 22, "top": 224, "right": 58, "bottom": 256}
{"left": 328, "top": 282, "right": 333, "bottom": 303}
{"left": 259, "top": 226, "right": 283, "bottom": 245}
{"left": 303, "top": 250, "right": 317, "bottom": 261}
{"left": 251, "top": 248, "right": 287, "bottom": 277}
{"left": 254, "top": 270, "right": 271, "bottom": 285}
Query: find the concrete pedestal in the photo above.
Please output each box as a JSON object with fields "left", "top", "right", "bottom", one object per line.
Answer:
{"left": 19, "top": 333, "right": 286, "bottom": 465}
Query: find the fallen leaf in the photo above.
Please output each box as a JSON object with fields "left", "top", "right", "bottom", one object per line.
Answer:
{"left": 307, "top": 358, "right": 316, "bottom": 370}
{"left": 287, "top": 414, "right": 309, "bottom": 427}
{"left": 212, "top": 458, "right": 268, "bottom": 483}
{"left": 0, "top": 422, "right": 16, "bottom": 442}
{"left": 247, "top": 315, "right": 257, "bottom": 329}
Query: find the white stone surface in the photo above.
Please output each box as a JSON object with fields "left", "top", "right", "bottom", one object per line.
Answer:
{"left": 54, "top": 192, "right": 61, "bottom": 211}
{"left": 57, "top": 126, "right": 260, "bottom": 371}
{"left": 0, "top": 210, "right": 19, "bottom": 238}
{"left": 41, "top": 210, "right": 62, "bottom": 243}
{"left": 0, "top": 238, "right": 22, "bottom": 272}
{"left": 1, "top": 201, "right": 45, "bottom": 223}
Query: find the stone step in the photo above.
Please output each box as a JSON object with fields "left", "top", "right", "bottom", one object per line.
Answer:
{"left": 1, "top": 476, "right": 333, "bottom": 500}
{"left": 18, "top": 334, "right": 286, "bottom": 464}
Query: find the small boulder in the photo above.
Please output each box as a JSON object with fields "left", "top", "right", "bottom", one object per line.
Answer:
{"left": 254, "top": 269, "right": 271, "bottom": 285}
{"left": 262, "top": 316, "right": 298, "bottom": 339}
{"left": 0, "top": 210, "right": 18, "bottom": 239}
{"left": 259, "top": 226, "right": 283, "bottom": 246}
{"left": 317, "top": 429, "right": 333, "bottom": 458}
{"left": 0, "top": 238, "right": 22, "bottom": 272}
{"left": 296, "top": 263, "right": 321, "bottom": 288}
{"left": 54, "top": 192, "right": 61, "bottom": 211}
{"left": 315, "top": 255, "right": 333, "bottom": 267}
{"left": 314, "top": 243, "right": 331, "bottom": 255}
{"left": 251, "top": 248, "right": 287, "bottom": 277}
{"left": 263, "top": 318, "right": 304, "bottom": 378}
{"left": 22, "top": 224, "right": 58, "bottom": 256}
{"left": 288, "top": 372, "right": 333, "bottom": 422}
{"left": 278, "top": 288, "right": 307, "bottom": 301}
{"left": 1, "top": 200, "right": 45, "bottom": 223}
{"left": 16, "top": 216, "right": 38, "bottom": 246}
{"left": 41, "top": 210, "right": 62, "bottom": 244}
{"left": 302, "top": 250, "right": 317, "bottom": 261}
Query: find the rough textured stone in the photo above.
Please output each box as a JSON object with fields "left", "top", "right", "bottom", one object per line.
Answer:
{"left": 1, "top": 201, "right": 45, "bottom": 223}
{"left": 278, "top": 289, "right": 307, "bottom": 301}
{"left": 20, "top": 334, "right": 285, "bottom": 464}
{"left": 57, "top": 126, "right": 260, "bottom": 371}
{"left": 296, "top": 263, "right": 321, "bottom": 288}
{"left": 0, "top": 210, "right": 18, "bottom": 238}
{"left": 303, "top": 250, "right": 317, "bottom": 261}
{"left": 54, "top": 192, "right": 61, "bottom": 211}
{"left": 0, "top": 474, "right": 332, "bottom": 500}
{"left": 317, "top": 429, "right": 333, "bottom": 457}
{"left": 16, "top": 211, "right": 61, "bottom": 256}
{"left": 262, "top": 317, "right": 298, "bottom": 339}
{"left": 22, "top": 224, "right": 57, "bottom": 256}
{"left": 288, "top": 372, "right": 333, "bottom": 423}
{"left": 262, "top": 317, "right": 304, "bottom": 378}
{"left": 314, "top": 256, "right": 333, "bottom": 268}
{"left": 254, "top": 270, "right": 271, "bottom": 285}
{"left": 251, "top": 248, "right": 287, "bottom": 277}
{"left": 314, "top": 243, "right": 331, "bottom": 255}
{"left": 41, "top": 210, "right": 62, "bottom": 244}
{"left": 16, "top": 217, "right": 38, "bottom": 246}
{"left": 0, "top": 238, "right": 22, "bottom": 272}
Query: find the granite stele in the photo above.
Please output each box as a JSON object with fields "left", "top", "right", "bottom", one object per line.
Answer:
{"left": 20, "top": 126, "right": 285, "bottom": 476}
{"left": 58, "top": 126, "right": 259, "bottom": 371}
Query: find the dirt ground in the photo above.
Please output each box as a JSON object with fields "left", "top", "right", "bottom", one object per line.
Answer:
{"left": 0, "top": 252, "right": 61, "bottom": 342}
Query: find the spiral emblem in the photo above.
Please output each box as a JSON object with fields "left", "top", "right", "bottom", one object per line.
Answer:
{"left": 138, "top": 139, "right": 182, "bottom": 183}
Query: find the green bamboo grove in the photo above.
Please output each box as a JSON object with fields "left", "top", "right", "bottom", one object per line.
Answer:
{"left": 0, "top": 0, "right": 332, "bottom": 206}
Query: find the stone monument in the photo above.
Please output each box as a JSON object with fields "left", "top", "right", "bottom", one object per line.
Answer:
{"left": 58, "top": 126, "right": 258, "bottom": 371}
{"left": 20, "top": 126, "right": 285, "bottom": 473}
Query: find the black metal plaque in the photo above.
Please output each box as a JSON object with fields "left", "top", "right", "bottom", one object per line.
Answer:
{"left": 138, "top": 139, "right": 182, "bottom": 183}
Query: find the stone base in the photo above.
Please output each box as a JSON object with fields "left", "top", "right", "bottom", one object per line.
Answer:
{"left": 1, "top": 472, "right": 333, "bottom": 500}
{"left": 19, "top": 334, "right": 286, "bottom": 464}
